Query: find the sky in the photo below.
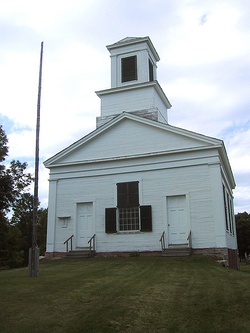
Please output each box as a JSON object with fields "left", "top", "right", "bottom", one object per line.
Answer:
{"left": 0, "top": 0, "right": 249, "bottom": 213}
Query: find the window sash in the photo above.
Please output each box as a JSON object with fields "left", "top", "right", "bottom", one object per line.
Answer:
{"left": 119, "top": 207, "right": 140, "bottom": 231}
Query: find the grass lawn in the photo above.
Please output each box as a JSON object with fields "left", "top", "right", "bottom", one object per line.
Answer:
{"left": 0, "top": 256, "right": 249, "bottom": 333}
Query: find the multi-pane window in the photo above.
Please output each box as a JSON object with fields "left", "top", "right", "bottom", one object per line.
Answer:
{"left": 223, "top": 184, "right": 235, "bottom": 235}
{"left": 121, "top": 56, "right": 137, "bottom": 82}
{"left": 119, "top": 207, "right": 139, "bottom": 231}
{"left": 223, "top": 185, "right": 229, "bottom": 231}
{"left": 228, "top": 195, "right": 235, "bottom": 235}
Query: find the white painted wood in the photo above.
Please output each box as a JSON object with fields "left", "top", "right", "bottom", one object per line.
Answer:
{"left": 96, "top": 82, "right": 170, "bottom": 126}
{"left": 48, "top": 117, "right": 217, "bottom": 167}
{"left": 46, "top": 180, "right": 57, "bottom": 253}
{"left": 47, "top": 157, "right": 236, "bottom": 253}
{"left": 76, "top": 203, "right": 93, "bottom": 247}
{"left": 107, "top": 37, "right": 159, "bottom": 88}
{"left": 45, "top": 37, "right": 237, "bottom": 256}
{"left": 167, "top": 195, "right": 188, "bottom": 245}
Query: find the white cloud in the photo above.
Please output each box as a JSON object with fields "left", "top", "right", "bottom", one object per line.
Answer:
{"left": 164, "top": 1, "right": 250, "bottom": 67}
{"left": 226, "top": 126, "right": 250, "bottom": 174}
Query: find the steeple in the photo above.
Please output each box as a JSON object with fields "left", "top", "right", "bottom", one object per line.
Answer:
{"left": 96, "top": 36, "right": 171, "bottom": 127}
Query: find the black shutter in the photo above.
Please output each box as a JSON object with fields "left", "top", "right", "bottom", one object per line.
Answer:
{"left": 117, "top": 182, "right": 139, "bottom": 208}
{"left": 117, "top": 183, "right": 127, "bottom": 208}
{"left": 105, "top": 208, "right": 117, "bottom": 233}
{"left": 128, "top": 182, "right": 139, "bottom": 207}
{"left": 140, "top": 205, "right": 152, "bottom": 232}
{"left": 122, "top": 56, "right": 137, "bottom": 82}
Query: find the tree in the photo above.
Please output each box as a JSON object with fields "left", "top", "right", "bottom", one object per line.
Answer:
{"left": 37, "top": 208, "right": 48, "bottom": 256}
{"left": 235, "top": 212, "right": 250, "bottom": 258}
{"left": 0, "top": 125, "right": 47, "bottom": 268}
{"left": 11, "top": 193, "right": 34, "bottom": 266}
{"left": 0, "top": 126, "right": 12, "bottom": 214}
{"left": 0, "top": 126, "right": 32, "bottom": 217}
{"left": 8, "top": 194, "right": 47, "bottom": 266}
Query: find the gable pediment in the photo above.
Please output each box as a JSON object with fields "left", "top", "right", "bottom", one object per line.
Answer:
{"left": 44, "top": 113, "right": 222, "bottom": 167}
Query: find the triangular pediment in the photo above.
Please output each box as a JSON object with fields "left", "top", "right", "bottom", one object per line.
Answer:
{"left": 44, "top": 113, "right": 222, "bottom": 168}
{"left": 107, "top": 36, "right": 160, "bottom": 62}
{"left": 44, "top": 113, "right": 222, "bottom": 167}
{"left": 108, "top": 36, "right": 148, "bottom": 47}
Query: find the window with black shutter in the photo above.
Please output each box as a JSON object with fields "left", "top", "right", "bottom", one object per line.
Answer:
{"left": 149, "top": 59, "right": 154, "bottom": 81}
{"left": 105, "top": 182, "right": 153, "bottom": 233}
{"left": 117, "top": 181, "right": 139, "bottom": 231}
{"left": 121, "top": 56, "right": 137, "bottom": 82}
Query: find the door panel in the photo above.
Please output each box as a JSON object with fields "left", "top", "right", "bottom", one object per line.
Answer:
{"left": 76, "top": 203, "right": 93, "bottom": 247}
{"left": 167, "top": 195, "right": 187, "bottom": 245}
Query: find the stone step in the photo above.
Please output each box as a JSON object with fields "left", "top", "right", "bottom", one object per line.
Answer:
{"left": 65, "top": 249, "right": 96, "bottom": 259}
{"left": 161, "top": 247, "right": 191, "bottom": 257}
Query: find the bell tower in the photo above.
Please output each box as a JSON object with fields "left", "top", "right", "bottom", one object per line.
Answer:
{"left": 96, "top": 36, "right": 171, "bottom": 127}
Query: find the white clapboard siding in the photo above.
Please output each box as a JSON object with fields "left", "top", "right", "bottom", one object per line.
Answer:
{"left": 45, "top": 114, "right": 235, "bottom": 254}
{"left": 51, "top": 157, "right": 226, "bottom": 253}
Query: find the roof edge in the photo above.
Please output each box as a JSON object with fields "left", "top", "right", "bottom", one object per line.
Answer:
{"left": 107, "top": 36, "right": 160, "bottom": 61}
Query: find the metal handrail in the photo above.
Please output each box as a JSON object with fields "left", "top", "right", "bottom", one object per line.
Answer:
{"left": 63, "top": 234, "right": 74, "bottom": 252}
{"left": 187, "top": 231, "right": 192, "bottom": 248}
{"left": 88, "top": 234, "right": 96, "bottom": 254}
{"left": 159, "top": 231, "right": 166, "bottom": 252}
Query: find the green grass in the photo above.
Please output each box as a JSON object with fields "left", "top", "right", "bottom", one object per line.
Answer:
{"left": 0, "top": 256, "right": 249, "bottom": 333}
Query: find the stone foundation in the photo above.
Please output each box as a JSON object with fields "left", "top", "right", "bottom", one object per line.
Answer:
{"left": 45, "top": 252, "right": 66, "bottom": 259}
{"left": 96, "top": 251, "right": 162, "bottom": 258}
{"left": 46, "top": 247, "right": 237, "bottom": 264}
{"left": 191, "top": 247, "right": 228, "bottom": 258}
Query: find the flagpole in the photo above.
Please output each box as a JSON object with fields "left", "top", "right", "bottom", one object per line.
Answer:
{"left": 29, "top": 41, "right": 43, "bottom": 277}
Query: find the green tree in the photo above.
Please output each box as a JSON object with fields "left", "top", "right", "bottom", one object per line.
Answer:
{"left": 0, "top": 125, "right": 46, "bottom": 268}
{"left": 0, "top": 126, "right": 12, "bottom": 215}
{"left": 235, "top": 212, "right": 250, "bottom": 258}
{"left": 11, "top": 193, "right": 34, "bottom": 266}
{"left": 37, "top": 208, "right": 48, "bottom": 256}
{"left": 10, "top": 195, "right": 47, "bottom": 266}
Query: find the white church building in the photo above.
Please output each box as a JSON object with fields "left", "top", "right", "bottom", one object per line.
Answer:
{"left": 44, "top": 37, "right": 238, "bottom": 268}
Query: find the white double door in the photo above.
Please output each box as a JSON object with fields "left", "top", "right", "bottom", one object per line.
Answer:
{"left": 76, "top": 203, "right": 93, "bottom": 248}
{"left": 167, "top": 195, "right": 188, "bottom": 245}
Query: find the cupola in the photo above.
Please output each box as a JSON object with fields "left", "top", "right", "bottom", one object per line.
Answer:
{"left": 96, "top": 37, "right": 171, "bottom": 127}
{"left": 107, "top": 36, "right": 159, "bottom": 88}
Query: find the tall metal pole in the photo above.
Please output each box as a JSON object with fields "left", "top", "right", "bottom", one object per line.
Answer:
{"left": 29, "top": 41, "right": 43, "bottom": 277}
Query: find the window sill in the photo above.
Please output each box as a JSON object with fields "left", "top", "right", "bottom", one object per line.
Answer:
{"left": 117, "top": 231, "right": 142, "bottom": 235}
